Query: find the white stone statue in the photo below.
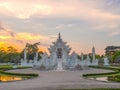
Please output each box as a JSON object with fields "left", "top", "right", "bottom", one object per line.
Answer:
{"left": 24, "top": 47, "right": 27, "bottom": 63}
{"left": 104, "top": 56, "right": 109, "bottom": 66}
{"left": 86, "top": 54, "right": 91, "bottom": 66}
{"left": 20, "top": 58, "right": 24, "bottom": 63}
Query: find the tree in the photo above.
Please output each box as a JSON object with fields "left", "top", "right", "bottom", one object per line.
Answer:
{"left": 0, "top": 46, "right": 20, "bottom": 64}
{"left": 112, "top": 51, "right": 120, "bottom": 63}
{"left": 96, "top": 55, "right": 101, "bottom": 59}
{"left": 7, "top": 46, "right": 17, "bottom": 53}
{"left": 38, "top": 51, "right": 43, "bottom": 60}
{"left": 77, "top": 55, "right": 81, "bottom": 59}
{"left": 25, "top": 42, "right": 40, "bottom": 60}
{"left": 6, "top": 46, "right": 20, "bottom": 64}
{"left": 0, "top": 47, "right": 6, "bottom": 63}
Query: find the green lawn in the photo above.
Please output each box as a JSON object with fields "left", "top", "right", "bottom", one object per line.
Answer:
{"left": 0, "top": 65, "right": 38, "bottom": 80}
{"left": 83, "top": 66, "right": 120, "bottom": 82}
{"left": 60, "top": 88, "right": 120, "bottom": 90}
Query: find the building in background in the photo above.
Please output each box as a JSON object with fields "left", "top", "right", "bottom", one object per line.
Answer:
{"left": 105, "top": 46, "right": 120, "bottom": 55}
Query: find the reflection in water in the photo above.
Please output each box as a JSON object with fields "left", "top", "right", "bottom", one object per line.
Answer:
{"left": 89, "top": 77, "right": 108, "bottom": 82}
{"left": 0, "top": 75, "right": 22, "bottom": 82}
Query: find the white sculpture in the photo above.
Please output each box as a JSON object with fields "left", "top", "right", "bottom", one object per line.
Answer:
{"left": 24, "top": 47, "right": 27, "bottom": 63}
{"left": 92, "top": 46, "right": 96, "bottom": 61}
{"left": 104, "top": 56, "right": 109, "bottom": 66}
{"left": 86, "top": 55, "right": 91, "bottom": 66}
{"left": 92, "top": 59, "right": 98, "bottom": 66}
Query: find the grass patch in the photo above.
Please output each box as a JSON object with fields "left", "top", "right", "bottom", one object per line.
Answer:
{"left": 0, "top": 65, "right": 38, "bottom": 80}
{"left": 60, "top": 88, "right": 120, "bottom": 90}
{"left": 89, "top": 66, "right": 120, "bottom": 71}
{"left": 83, "top": 66, "right": 120, "bottom": 82}
{"left": 0, "top": 70, "right": 38, "bottom": 77}
{"left": 0, "top": 65, "right": 13, "bottom": 70}
{"left": 0, "top": 65, "right": 32, "bottom": 71}
{"left": 83, "top": 72, "right": 119, "bottom": 78}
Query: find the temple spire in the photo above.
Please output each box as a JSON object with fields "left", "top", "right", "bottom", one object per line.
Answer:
{"left": 92, "top": 46, "right": 95, "bottom": 54}
{"left": 58, "top": 33, "right": 61, "bottom": 39}
{"left": 92, "top": 45, "right": 96, "bottom": 61}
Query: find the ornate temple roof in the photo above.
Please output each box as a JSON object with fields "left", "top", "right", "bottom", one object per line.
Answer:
{"left": 48, "top": 33, "right": 71, "bottom": 54}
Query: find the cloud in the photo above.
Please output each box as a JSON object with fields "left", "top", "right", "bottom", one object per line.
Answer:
{"left": 110, "top": 31, "right": 120, "bottom": 36}
{"left": 15, "top": 32, "right": 47, "bottom": 40}
{"left": 0, "top": 0, "right": 52, "bottom": 19}
{"left": 0, "top": 24, "right": 15, "bottom": 40}
{"left": 0, "top": 23, "right": 52, "bottom": 41}
{"left": 0, "top": 23, "right": 57, "bottom": 51}
{"left": 0, "top": 23, "right": 15, "bottom": 37}
{"left": 0, "top": 0, "right": 120, "bottom": 35}
{"left": 0, "top": 36, "right": 12, "bottom": 40}
{"left": 92, "top": 22, "right": 119, "bottom": 31}
{"left": 0, "top": 0, "right": 120, "bottom": 21}
{"left": 55, "top": 24, "right": 73, "bottom": 30}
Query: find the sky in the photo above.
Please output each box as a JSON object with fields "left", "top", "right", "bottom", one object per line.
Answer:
{"left": 0, "top": 0, "right": 120, "bottom": 55}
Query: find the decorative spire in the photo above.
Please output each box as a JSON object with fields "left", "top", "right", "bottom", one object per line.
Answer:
{"left": 92, "top": 45, "right": 96, "bottom": 61}
{"left": 58, "top": 33, "right": 61, "bottom": 39}
{"left": 92, "top": 46, "right": 95, "bottom": 54}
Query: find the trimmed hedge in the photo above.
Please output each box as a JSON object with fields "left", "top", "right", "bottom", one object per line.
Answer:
{"left": 61, "top": 88, "right": 120, "bottom": 90}
{"left": 0, "top": 65, "right": 38, "bottom": 79}
{"left": 0, "top": 70, "right": 38, "bottom": 77}
{"left": 0, "top": 65, "right": 32, "bottom": 71}
{"left": 108, "top": 75, "right": 120, "bottom": 82}
{"left": 89, "top": 66, "right": 120, "bottom": 71}
{"left": 83, "top": 71, "right": 119, "bottom": 77}
{"left": 83, "top": 66, "right": 120, "bottom": 82}
{"left": 0, "top": 65, "right": 13, "bottom": 70}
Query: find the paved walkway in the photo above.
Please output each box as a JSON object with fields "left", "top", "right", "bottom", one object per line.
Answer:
{"left": 0, "top": 68, "right": 120, "bottom": 90}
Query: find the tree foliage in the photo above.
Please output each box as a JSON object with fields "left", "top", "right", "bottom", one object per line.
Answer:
{"left": 112, "top": 51, "right": 120, "bottom": 63}
{"left": 25, "top": 42, "right": 40, "bottom": 60}
{"left": 0, "top": 42, "right": 43, "bottom": 63}
{"left": 0, "top": 46, "right": 20, "bottom": 63}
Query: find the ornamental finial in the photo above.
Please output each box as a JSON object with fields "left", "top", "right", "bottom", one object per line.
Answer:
{"left": 58, "top": 33, "right": 61, "bottom": 39}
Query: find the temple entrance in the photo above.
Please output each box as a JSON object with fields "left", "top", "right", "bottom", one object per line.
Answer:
{"left": 56, "top": 48, "right": 63, "bottom": 71}
{"left": 57, "top": 48, "right": 62, "bottom": 59}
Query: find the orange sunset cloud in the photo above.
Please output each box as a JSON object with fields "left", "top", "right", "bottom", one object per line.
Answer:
{"left": 0, "top": 24, "right": 55, "bottom": 52}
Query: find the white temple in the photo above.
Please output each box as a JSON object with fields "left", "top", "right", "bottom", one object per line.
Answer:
{"left": 21, "top": 33, "right": 110, "bottom": 70}
{"left": 39, "top": 33, "right": 80, "bottom": 70}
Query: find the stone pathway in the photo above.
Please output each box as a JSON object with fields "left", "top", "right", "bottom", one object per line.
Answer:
{"left": 0, "top": 68, "right": 120, "bottom": 90}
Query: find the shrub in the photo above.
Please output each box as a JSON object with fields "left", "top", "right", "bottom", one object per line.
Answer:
{"left": 0, "top": 70, "right": 38, "bottom": 77}
{"left": 108, "top": 75, "right": 120, "bottom": 82}
{"left": 83, "top": 66, "right": 120, "bottom": 82}
{"left": 83, "top": 71, "right": 118, "bottom": 77}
